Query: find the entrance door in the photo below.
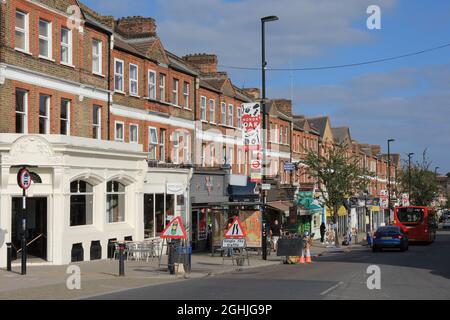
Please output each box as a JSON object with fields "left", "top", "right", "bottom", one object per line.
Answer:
{"left": 11, "top": 197, "right": 48, "bottom": 261}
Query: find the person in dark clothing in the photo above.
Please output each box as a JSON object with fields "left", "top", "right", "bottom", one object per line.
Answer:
{"left": 320, "top": 222, "right": 326, "bottom": 243}
{"left": 269, "top": 220, "right": 282, "bottom": 252}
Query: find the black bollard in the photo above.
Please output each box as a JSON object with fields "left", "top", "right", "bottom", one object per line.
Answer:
{"left": 6, "top": 243, "right": 12, "bottom": 272}
{"left": 118, "top": 244, "right": 125, "bottom": 277}
{"left": 168, "top": 243, "right": 175, "bottom": 275}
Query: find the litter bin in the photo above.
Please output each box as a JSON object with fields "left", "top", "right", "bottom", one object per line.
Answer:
{"left": 176, "top": 245, "right": 192, "bottom": 273}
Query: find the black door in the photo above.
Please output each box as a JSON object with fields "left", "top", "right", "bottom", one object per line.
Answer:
{"left": 11, "top": 197, "right": 47, "bottom": 261}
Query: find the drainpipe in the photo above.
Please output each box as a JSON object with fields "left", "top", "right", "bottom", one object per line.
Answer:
{"left": 107, "top": 34, "right": 113, "bottom": 141}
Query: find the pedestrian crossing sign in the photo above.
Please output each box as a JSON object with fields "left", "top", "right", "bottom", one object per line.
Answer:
{"left": 224, "top": 217, "right": 247, "bottom": 239}
{"left": 161, "top": 216, "right": 187, "bottom": 239}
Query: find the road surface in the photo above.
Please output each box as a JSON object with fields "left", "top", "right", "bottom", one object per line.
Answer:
{"left": 89, "top": 230, "right": 450, "bottom": 300}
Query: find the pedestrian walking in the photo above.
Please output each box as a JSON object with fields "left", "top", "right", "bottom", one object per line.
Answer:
{"left": 269, "top": 219, "right": 282, "bottom": 252}
{"left": 320, "top": 222, "right": 326, "bottom": 243}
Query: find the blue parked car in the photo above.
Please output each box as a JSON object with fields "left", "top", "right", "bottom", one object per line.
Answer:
{"left": 372, "top": 226, "right": 409, "bottom": 252}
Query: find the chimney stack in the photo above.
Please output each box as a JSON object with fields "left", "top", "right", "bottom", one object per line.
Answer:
{"left": 371, "top": 145, "right": 381, "bottom": 156}
{"left": 183, "top": 54, "right": 218, "bottom": 74}
{"left": 242, "top": 88, "right": 260, "bottom": 100}
{"left": 115, "top": 16, "right": 157, "bottom": 38}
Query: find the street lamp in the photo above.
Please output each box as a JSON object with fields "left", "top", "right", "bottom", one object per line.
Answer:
{"left": 435, "top": 167, "right": 440, "bottom": 177}
{"left": 261, "top": 15, "right": 278, "bottom": 261}
{"left": 387, "top": 139, "right": 395, "bottom": 224}
{"left": 408, "top": 153, "right": 414, "bottom": 196}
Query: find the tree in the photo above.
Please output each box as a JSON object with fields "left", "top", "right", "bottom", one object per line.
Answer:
{"left": 397, "top": 150, "right": 439, "bottom": 206}
{"left": 304, "top": 143, "right": 371, "bottom": 247}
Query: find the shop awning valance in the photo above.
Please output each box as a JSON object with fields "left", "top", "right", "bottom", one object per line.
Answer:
{"left": 267, "top": 201, "right": 293, "bottom": 214}
{"left": 326, "top": 206, "right": 348, "bottom": 217}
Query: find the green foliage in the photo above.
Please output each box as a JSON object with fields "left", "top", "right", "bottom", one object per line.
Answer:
{"left": 398, "top": 150, "right": 439, "bottom": 207}
{"left": 304, "top": 143, "right": 372, "bottom": 218}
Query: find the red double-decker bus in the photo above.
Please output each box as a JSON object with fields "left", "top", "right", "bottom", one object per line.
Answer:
{"left": 394, "top": 206, "right": 437, "bottom": 243}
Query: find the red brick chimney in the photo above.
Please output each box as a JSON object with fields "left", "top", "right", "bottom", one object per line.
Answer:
{"left": 273, "top": 99, "right": 292, "bottom": 117}
{"left": 242, "top": 88, "right": 260, "bottom": 100}
{"left": 115, "top": 16, "right": 157, "bottom": 38}
{"left": 371, "top": 145, "right": 381, "bottom": 156}
{"left": 182, "top": 54, "right": 218, "bottom": 74}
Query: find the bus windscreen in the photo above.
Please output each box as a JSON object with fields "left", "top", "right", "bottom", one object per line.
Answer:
{"left": 397, "top": 208, "right": 425, "bottom": 223}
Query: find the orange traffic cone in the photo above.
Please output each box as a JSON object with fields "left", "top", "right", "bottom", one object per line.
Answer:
{"left": 305, "top": 249, "right": 312, "bottom": 263}
{"left": 299, "top": 256, "right": 305, "bottom": 264}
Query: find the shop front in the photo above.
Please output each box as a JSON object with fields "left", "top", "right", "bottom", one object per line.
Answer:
{"left": 143, "top": 166, "right": 192, "bottom": 242}
{"left": 326, "top": 206, "right": 348, "bottom": 237}
{"left": 190, "top": 169, "right": 229, "bottom": 252}
{"left": 0, "top": 134, "right": 147, "bottom": 267}
{"left": 211, "top": 177, "right": 261, "bottom": 251}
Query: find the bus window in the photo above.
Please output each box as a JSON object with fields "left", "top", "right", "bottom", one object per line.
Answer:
{"left": 396, "top": 207, "right": 424, "bottom": 224}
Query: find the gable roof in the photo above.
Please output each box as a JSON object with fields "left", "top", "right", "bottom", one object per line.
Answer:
{"left": 307, "top": 116, "right": 328, "bottom": 137}
{"left": 331, "top": 127, "right": 352, "bottom": 145}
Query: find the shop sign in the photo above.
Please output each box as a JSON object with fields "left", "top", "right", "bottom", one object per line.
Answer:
{"left": 261, "top": 184, "right": 271, "bottom": 191}
{"left": 167, "top": 183, "right": 184, "bottom": 195}
{"left": 205, "top": 176, "right": 213, "bottom": 194}
{"left": 380, "top": 196, "right": 389, "bottom": 210}
{"left": 401, "top": 194, "right": 410, "bottom": 207}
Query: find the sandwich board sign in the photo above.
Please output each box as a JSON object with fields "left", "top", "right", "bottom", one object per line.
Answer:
{"left": 161, "top": 216, "right": 187, "bottom": 239}
{"left": 224, "top": 217, "right": 247, "bottom": 239}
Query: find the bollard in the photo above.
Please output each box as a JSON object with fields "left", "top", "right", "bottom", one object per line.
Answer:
{"left": 118, "top": 243, "right": 125, "bottom": 277}
{"left": 6, "top": 243, "right": 12, "bottom": 272}
{"left": 168, "top": 243, "right": 175, "bottom": 275}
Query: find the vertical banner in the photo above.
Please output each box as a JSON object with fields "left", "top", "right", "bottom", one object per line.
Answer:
{"left": 242, "top": 103, "right": 262, "bottom": 183}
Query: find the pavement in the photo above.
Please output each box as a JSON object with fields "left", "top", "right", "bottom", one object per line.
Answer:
{"left": 0, "top": 239, "right": 364, "bottom": 300}
{"left": 89, "top": 230, "right": 450, "bottom": 300}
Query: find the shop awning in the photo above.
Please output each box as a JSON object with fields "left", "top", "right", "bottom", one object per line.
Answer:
{"left": 267, "top": 201, "right": 293, "bottom": 214}
{"left": 326, "top": 206, "right": 348, "bottom": 217}
{"left": 228, "top": 179, "right": 259, "bottom": 203}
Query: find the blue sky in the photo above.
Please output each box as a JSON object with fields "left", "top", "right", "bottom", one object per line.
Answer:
{"left": 82, "top": 0, "right": 450, "bottom": 173}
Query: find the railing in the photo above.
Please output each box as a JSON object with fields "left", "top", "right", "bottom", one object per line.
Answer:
{"left": 16, "top": 233, "right": 47, "bottom": 254}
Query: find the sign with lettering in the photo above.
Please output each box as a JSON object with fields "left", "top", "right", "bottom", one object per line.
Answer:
{"left": 222, "top": 238, "right": 246, "bottom": 248}
{"left": 224, "top": 216, "right": 247, "bottom": 239}
{"left": 17, "top": 168, "right": 32, "bottom": 190}
{"left": 242, "top": 103, "right": 261, "bottom": 151}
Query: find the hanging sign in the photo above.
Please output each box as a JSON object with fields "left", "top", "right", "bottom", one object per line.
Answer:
{"left": 160, "top": 216, "right": 187, "bottom": 239}
{"left": 242, "top": 103, "right": 261, "bottom": 151}
{"left": 17, "top": 168, "right": 32, "bottom": 190}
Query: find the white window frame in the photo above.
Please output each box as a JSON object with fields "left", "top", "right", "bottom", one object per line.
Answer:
{"left": 237, "top": 106, "right": 242, "bottom": 129}
{"left": 159, "top": 74, "right": 166, "bottom": 102}
{"left": 238, "top": 149, "right": 242, "bottom": 174}
{"left": 221, "top": 102, "right": 226, "bottom": 125}
{"left": 172, "top": 131, "right": 180, "bottom": 164}
{"left": 129, "top": 63, "right": 139, "bottom": 96}
{"left": 209, "top": 99, "right": 215, "bottom": 124}
{"left": 114, "top": 59, "right": 125, "bottom": 93}
{"left": 92, "top": 39, "right": 102, "bottom": 75}
{"left": 15, "top": 10, "right": 29, "bottom": 53}
{"left": 60, "top": 98, "right": 70, "bottom": 136}
{"left": 183, "top": 82, "right": 190, "bottom": 109}
{"left": 129, "top": 123, "right": 139, "bottom": 144}
{"left": 148, "top": 70, "right": 156, "bottom": 100}
{"left": 114, "top": 121, "right": 124, "bottom": 142}
{"left": 172, "top": 78, "right": 179, "bottom": 106}
{"left": 60, "top": 27, "right": 73, "bottom": 66}
{"left": 39, "top": 94, "right": 50, "bottom": 134}
{"left": 229, "top": 148, "right": 233, "bottom": 174}
{"left": 15, "top": 89, "right": 28, "bottom": 134}
{"left": 228, "top": 104, "right": 234, "bottom": 127}
{"left": 148, "top": 127, "right": 158, "bottom": 160}
{"left": 200, "top": 96, "right": 207, "bottom": 121}
{"left": 106, "top": 181, "right": 126, "bottom": 223}
{"left": 93, "top": 105, "right": 101, "bottom": 140}
{"left": 38, "top": 19, "right": 52, "bottom": 60}
{"left": 159, "top": 129, "right": 166, "bottom": 162}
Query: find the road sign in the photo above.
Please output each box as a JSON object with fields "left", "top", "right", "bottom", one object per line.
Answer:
{"left": 284, "top": 162, "right": 295, "bottom": 172}
{"left": 222, "top": 238, "right": 246, "bottom": 248}
{"left": 17, "top": 168, "right": 32, "bottom": 190}
{"left": 251, "top": 159, "right": 261, "bottom": 170}
{"left": 261, "top": 184, "right": 271, "bottom": 191}
{"left": 161, "top": 216, "right": 187, "bottom": 239}
{"left": 224, "top": 216, "right": 247, "bottom": 238}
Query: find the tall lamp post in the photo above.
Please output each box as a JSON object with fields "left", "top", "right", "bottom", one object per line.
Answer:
{"left": 408, "top": 153, "right": 415, "bottom": 196}
{"left": 387, "top": 139, "right": 395, "bottom": 224}
{"left": 261, "top": 15, "right": 278, "bottom": 261}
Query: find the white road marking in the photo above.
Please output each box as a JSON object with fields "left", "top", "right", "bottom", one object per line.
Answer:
{"left": 320, "top": 282, "right": 344, "bottom": 296}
